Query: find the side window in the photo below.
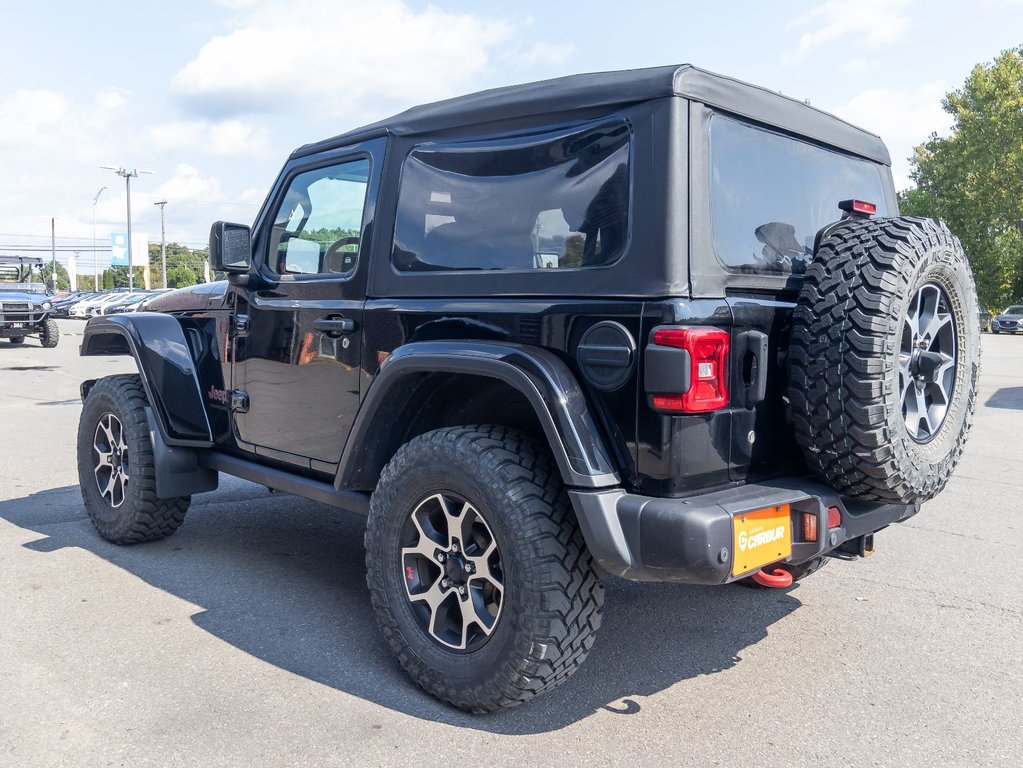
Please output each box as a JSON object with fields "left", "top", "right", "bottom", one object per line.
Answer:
{"left": 268, "top": 158, "right": 370, "bottom": 276}
{"left": 391, "top": 121, "right": 631, "bottom": 272}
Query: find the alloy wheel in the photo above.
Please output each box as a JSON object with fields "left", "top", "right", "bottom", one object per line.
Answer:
{"left": 899, "top": 283, "right": 957, "bottom": 442}
{"left": 93, "top": 413, "right": 130, "bottom": 508}
{"left": 400, "top": 492, "right": 504, "bottom": 652}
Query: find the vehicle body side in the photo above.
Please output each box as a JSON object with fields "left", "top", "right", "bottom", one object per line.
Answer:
{"left": 83, "top": 64, "right": 913, "bottom": 583}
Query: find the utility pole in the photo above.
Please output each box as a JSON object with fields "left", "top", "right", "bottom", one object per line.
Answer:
{"left": 154, "top": 200, "right": 167, "bottom": 289}
{"left": 50, "top": 217, "right": 56, "bottom": 292}
{"left": 101, "top": 166, "right": 153, "bottom": 290}
{"left": 92, "top": 186, "right": 107, "bottom": 291}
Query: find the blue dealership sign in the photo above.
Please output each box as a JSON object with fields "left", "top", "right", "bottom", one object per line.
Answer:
{"left": 110, "top": 232, "right": 128, "bottom": 266}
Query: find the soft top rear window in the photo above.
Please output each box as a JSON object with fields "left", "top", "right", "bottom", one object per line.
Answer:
{"left": 391, "top": 120, "right": 631, "bottom": 273}
{"left": 710, "top": 114, "right": 890, "bottom": 276}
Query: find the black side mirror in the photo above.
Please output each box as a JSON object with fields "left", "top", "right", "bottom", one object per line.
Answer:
{"left": 209, "top": 221, "right": 252, "bottom": 273}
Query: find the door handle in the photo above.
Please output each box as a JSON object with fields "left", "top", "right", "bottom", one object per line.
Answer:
{"left": 313, "top": 316, "right": 356, "bottom": 336}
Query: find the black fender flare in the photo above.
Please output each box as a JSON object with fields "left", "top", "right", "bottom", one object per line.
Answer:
{"left": 80, "top": 313, "right": 213, "bottom": 447}
{"left": 336, "top": 340, "right": 621, "bottom": 491}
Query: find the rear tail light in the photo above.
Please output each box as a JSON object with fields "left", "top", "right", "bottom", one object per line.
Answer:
{"left": 827, "top": 506, "right": 842, "bottom": 529}
{"left": 649, "top": 327, "right": 729, "bottom": 413}
{"left": 802, "top": 507, "right": 843, "bottom": 543}
{"left": 802, "top": 512, "right": 818, "bottom": 542}
{"left": 838, "top": 199, "right": 877, "bottom": 216}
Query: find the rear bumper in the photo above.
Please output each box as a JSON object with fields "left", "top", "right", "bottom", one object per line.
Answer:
{"left": 568, "top": 478, "right": 919, "bottom": 584}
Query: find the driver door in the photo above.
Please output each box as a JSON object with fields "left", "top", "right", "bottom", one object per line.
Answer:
{"left": 230, "top": 144, "right": 381, "bottom": 471}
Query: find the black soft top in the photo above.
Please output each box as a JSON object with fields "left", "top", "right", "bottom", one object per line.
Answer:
{"left": 293, "top": 64, "right": 890, "bottom": 166}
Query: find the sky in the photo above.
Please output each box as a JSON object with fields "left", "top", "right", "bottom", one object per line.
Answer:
{"left": 1, "top": 0, "right": 1021, "bottom": 276}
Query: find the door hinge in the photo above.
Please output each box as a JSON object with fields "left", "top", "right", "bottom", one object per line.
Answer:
{"left": 231, "top": 314, "right": 250, "bottom": 336}
{"left": 230, "top": 389, "right": 250, "bottom": 413}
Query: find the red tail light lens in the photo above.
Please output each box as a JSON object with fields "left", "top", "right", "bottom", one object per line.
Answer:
{"left": 650, "top": 327, "right": 729, "bottom": 413}
{"left": 828, "top": 506, "right": 842, "bottom": 529}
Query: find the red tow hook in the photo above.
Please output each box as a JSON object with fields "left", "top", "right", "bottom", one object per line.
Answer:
{"left": 751, "top": 567, "right": 794, "bottom": 588}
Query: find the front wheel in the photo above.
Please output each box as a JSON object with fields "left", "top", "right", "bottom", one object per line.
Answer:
{"left": 77, "top": 374, "right": 190, "bottom": 544}
{"left": 365, "top": 426, "right": 604, "bottom": 712}
{"left": 41, "top": 318, "right": 59, "bottom": 348}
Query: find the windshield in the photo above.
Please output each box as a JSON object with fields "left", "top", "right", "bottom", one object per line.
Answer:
{"left": 1004, "top": 305, "right": 1023, "bottom": 315}
{"left": 710, "top": 114, "right": 891, "bottom": 276}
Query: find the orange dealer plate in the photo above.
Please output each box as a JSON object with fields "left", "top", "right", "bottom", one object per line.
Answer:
{"left": 731, "top": 504, "right": 792, "bottom": 577}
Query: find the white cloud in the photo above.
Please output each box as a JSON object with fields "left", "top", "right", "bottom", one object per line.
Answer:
{"left": 786, "top": 0, "right": 913, "bottom": 60}
{"left": 149, "top": 119, "right": 271, "bottom": 156}
{"left": 152, "top": 164, "right": 223, "bottom": 203}
{"left": 171, "top": 0, "right": 523, "bottom": 120}
{"left": 832, "top": 81, "right": 951, "bottom": 190}
{"left": 0, "top": 89, "right": 71, "bottom": 149}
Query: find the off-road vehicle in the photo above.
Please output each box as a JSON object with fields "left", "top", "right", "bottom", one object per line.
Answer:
{"left": 76, "top": 65, "right": 980, "bottom": 712}
{"left": 0, "top": 257, "right": 59, "bottom": 347}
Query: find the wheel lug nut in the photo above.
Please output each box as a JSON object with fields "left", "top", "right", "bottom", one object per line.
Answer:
{"left": 463, "top": 563, "right": 473, "bottom": 573}
{"left": 441, "top": 578, "right": 451, "bottom": 588}
{"left": 451, "top": 542, "right": 459, "bottom": 553}
{"left": 458, "top": 586, "right": 466, "bottom": 595}
{"left": 436, "top": 552, "right": 446, "bottom": 563}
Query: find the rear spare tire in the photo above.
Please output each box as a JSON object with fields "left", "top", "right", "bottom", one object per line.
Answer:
{"left": 788, "top": 217, "right": 979, "bottom": 504}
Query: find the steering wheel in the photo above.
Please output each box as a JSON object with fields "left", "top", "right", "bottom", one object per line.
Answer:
{"left": 324, "top": 236, "right": 361, "bottom": 273}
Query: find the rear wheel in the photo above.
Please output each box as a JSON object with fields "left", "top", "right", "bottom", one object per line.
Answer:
{"left": 41, "top": 318, "right": 58, "bottom": 348}
{"left": 77, "top": 374, "right": 190, "bottom": 544}
{"left": 365, "top": 426, "right": 604, "bottom": 712}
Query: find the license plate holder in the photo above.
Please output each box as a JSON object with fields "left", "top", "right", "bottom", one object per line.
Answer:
{"left": 731, "top": 504, "right": 792, "bottom": 577}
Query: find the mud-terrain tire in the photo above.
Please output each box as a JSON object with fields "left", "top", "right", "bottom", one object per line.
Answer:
{"left": 77, "top": 374, "right": 190, "bottom": 543}
{"left": 789, "top": 217, "right": 980, "bottom": 504}
{"left": 8, "top": 336, "right": 25, "bottom": 344}
{"left": 41, "top": 318, "right": 59, "bottom": 348}
{"left": 365, "top": 425, "right": 604, "bottom": 712}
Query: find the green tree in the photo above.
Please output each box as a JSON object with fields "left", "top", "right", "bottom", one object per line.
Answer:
{"left": 39, "top": 262, "right": 71, "bottom": 291}
{"left": 148, "top": 242, "right": 210, "bottom": 288}
{"left": 166, "top": 266, "right": 199, "bottom": 288}
{"left": 902, "top": 46, "right": 1023, "bottom": 309}
{"left": 100, "top": 266, "right": 146, "bottom": 289}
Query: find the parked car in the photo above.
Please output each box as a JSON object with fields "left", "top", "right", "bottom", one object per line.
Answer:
{"left": 51, "top": 292, "right": 94, "bottom": 318}
{"left": 979, "top": 305, "right": 992, "bottom": 332}
{"left": 102, "top": 293, "right": 152, "bottom": 315}
{"left": 991, "top": 304, "right": 1023, "bottom": 334}
{"left": 76, "top": 64, "right": 980, "bottom": 712}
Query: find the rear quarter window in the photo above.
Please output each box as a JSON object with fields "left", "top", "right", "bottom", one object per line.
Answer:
{"left": 710, "top": 114, "right": 890, "bottom": 276}
{"left": 391, "top": 121, "right": 631, "bottom": 272}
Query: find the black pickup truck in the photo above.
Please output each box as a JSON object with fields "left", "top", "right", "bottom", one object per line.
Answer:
{"left": 76, "top": 64, "right": 980, "bottom": 712}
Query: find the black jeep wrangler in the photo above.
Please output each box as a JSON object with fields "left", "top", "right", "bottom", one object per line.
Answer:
{"left": 76, "top": 65, "right": 980, "bottom": 712}
{"left": 0, "top": 265, "right": 60, "bottom": 347}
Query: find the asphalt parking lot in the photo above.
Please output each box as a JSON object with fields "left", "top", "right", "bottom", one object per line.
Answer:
{"left": 1, "top": 319, "right": 1021, "bottom": 767}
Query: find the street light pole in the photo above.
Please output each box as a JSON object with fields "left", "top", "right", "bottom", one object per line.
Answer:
{"left": 50, "top": 217, "right": 56, "bottom": 292}
{"left": 100, "top": 166, "right": 153, "bottom": 291}
{"left": 154, "top": 200, "right": 167, "bottom": 289}
{"left": 92, "top": 186, "right": 107, "bottom": 291}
